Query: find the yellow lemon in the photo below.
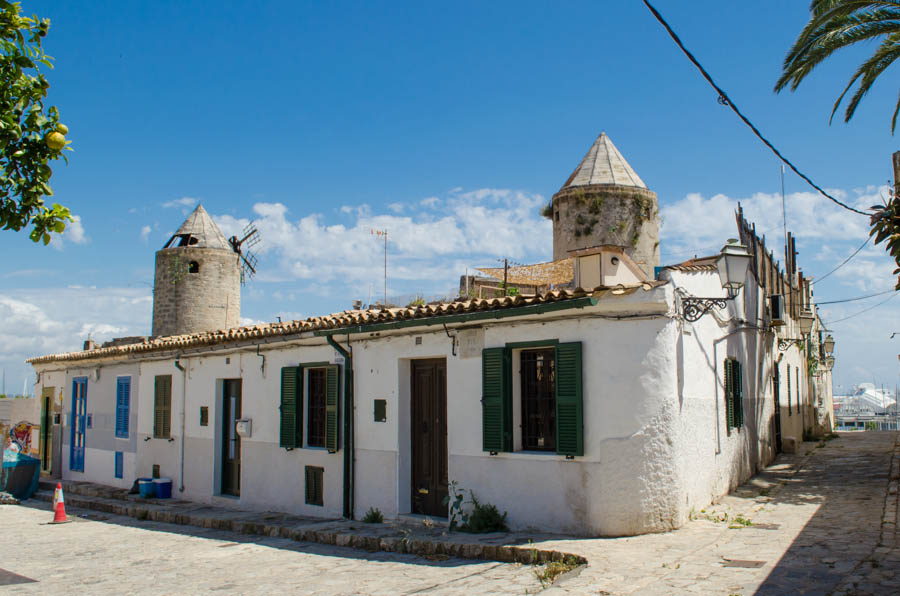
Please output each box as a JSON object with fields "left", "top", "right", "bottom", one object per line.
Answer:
{"left": 45, "top": 131, "right": 65, "bottom": 150}
{"left": 55, "top": 123, "right": 68, "bottom": 135}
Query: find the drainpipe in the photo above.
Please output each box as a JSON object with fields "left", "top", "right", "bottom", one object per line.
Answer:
{"left": 174, "top": 357, "right": 187, "bottom": 493}
{"left": 326, "top": 334, "right": 354, "bottom": 520}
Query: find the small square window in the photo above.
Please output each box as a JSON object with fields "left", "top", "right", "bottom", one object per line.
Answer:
{"left": 86, "top": 413, "right": 93, "bottom": 429}
{"left": 374, "top": 399, "right": 387, "bottom": 422}
{"left": 200, "top": 406, "right": 209, "bottom": 427}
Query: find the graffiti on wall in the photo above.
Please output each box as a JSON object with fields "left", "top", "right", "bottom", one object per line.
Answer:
{"left": 7, "top": 421, "right": 36, "bottom": 454}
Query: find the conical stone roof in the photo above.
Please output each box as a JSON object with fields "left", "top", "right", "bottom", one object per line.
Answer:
{"left": 170, "top": 204, "right": 231, "bottom": 250}
{"left": 559, "top": 132, "right": 647, "bottom": 190}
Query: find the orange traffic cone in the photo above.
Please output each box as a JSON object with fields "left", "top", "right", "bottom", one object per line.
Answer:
{"left": 50, "top": 482, "right": 68, "bottom": 524}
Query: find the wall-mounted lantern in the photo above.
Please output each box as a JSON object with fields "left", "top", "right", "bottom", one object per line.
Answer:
{"left": 778, "top": 309, "right": 815, "bottom": 350}
{"left": 681, "top": 239, "right": 752, "bottom": 322}
{"left": 823, "top": 334, "right": 835, "bottom": 355}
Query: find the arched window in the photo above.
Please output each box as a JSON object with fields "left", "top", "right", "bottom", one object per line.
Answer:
{"left": 189, "top": 261, "right": 200, "bottom": 273}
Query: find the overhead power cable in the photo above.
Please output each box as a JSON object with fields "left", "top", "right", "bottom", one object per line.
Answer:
{"left": 826, "top": 292, "right": 899, "bottom": 325}
{"left": 810, "top": 235, "right": 871, "bottom": 286}
{"left": 642, "top": 0, "right": 869, "bottom": 217}
{"left": 816, "top": 287, "right": 895, "bottom": 305}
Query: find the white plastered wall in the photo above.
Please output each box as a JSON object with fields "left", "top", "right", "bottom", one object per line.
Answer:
{"left": 33, "top": 361, "right": 140, "bottom": 489}
{"left": 662, "top": 266, "right": 777, "bottom": 518}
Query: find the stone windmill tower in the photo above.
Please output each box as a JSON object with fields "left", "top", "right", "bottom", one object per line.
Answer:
{"left": 551, "top": 133, "right": 660, "bottom": 277}
{"left": 152, "top": 204, "right": 242, "bottom": 337}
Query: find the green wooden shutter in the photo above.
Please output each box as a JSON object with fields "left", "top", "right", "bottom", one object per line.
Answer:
{"left": 734, "top": 361, "right": 744, "bottom": 427}
{"left": 555, "top": 342, "right": 584, "bottom": 456}
{"left": 324, "top": 364, "right": 340, "bottom": 452}
{"left": 154, "top": 375, "right": 172, "bottom": 439}
{"left": 280, "top": 366, "right": 301, "bottom": 448}
{"left": 482, "top": 347, "right": 511, "bottom": 452}
{"left": 724, "top": 360, "right": 734, "bottom": 432}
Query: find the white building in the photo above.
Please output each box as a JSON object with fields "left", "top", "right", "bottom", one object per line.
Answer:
{"left": 27, "top": 135, "right": 833, "bottom": 536}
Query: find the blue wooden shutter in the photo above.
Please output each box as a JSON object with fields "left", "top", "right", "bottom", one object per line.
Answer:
{"left": 555, "top": 342, "right": 584, "bottom": 456}
{"left": 115, "top": 377, "right": 130, "bottom": 438}
{"left": 114, "top": 451, "right": 124, "bottom": 478}
{"left": 324, "top": 365, "right": 340, "bottom": 452}
{"left": 280, "top": 366, "right": 302, "bottom": 448}
{"left": 481, "top": 347, "right": 511, "bottom": 452}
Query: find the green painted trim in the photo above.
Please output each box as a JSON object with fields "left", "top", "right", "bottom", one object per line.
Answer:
{"left": 326, "top": 335, "right": 354, "bottom": 521}
{"left": 300, "top": 361, "right": 330, "bottom": 368}
{"left": 505, "top": 339, "right": 559, "bottom": 349}
{"left": 314, "top": 297, "right": 597, "bottom": 337}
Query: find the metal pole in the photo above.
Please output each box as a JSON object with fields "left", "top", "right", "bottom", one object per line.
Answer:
{"left": 384, "top": 231, "right": 388, "bottom": 306}
{"left": 503, "top": 258, "right": 508, "bottom": 294}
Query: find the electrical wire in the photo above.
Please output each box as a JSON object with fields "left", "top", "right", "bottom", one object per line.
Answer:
{"left": 825, "top": 292, "right": 899, "bottom": 324}
{"left": 642, "top": 0, "right": 870, "bottom": 217}
{"left": 810, "top": 235, "right": 872, "bottom": 285}
{"left": 816, "top": 288, "right": 895, "bottom": 305}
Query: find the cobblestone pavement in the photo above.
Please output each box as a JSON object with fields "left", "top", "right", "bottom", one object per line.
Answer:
{"left": 0, "top": 506, "right": 543, "bottom": 595}
{"left": 1, "top": 431, "right": 897, "bottom": 595}
{"left": 535, "top": 431, "right": 900, "bottom": 595}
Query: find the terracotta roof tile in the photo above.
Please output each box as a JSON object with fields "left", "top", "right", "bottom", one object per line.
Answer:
{"left": 27, "top": 283, "right": 663, "bottom": 364}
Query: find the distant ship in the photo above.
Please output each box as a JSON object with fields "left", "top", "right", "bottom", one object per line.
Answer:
{"left": 834, "top": 383, "right": 897, "bottom": 416}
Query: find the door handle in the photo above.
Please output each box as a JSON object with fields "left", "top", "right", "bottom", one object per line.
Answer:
{"left": 418, "top": 488, "right": 429, "bottom": 494}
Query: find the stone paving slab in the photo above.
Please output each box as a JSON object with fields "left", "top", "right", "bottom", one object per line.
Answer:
{"left": 17, "top": 431, "right": 900, "bottom": 595}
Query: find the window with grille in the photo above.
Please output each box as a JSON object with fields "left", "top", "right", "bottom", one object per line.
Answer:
{"left": 520, "top": 348, "right": 556, "bottom": 451}
{"left": 307, "top": 368, "right": 326, "bottom": 448}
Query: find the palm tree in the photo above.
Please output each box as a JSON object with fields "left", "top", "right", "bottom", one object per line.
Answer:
{"left": 775, "top": 1, "right": 900, "bottom": 133}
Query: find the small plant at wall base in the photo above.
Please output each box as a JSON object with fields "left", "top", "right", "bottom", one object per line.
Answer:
{"left": 534, "top": 555, "right": 582, "bottom": 588}
{"left": 362, "top": 506, "right": 383, "bottom": 523}
{"left": 442, "top": 481, "right": 509, "bottom": 533}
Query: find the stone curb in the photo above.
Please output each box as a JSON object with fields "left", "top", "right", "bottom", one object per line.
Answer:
{"left": 30, "top": 488, "right": 585, "bottom": 567}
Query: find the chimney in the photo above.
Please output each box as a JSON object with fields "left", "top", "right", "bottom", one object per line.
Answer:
{"left": 83, "top": 339, "right": 97, "bottom": 351}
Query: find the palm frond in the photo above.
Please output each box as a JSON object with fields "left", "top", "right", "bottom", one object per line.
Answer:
{"left": 836, "top": 33, "right": 900, "bottom": 126}
{"left": 776, "top": 7, "right": 900, "bottom": 92}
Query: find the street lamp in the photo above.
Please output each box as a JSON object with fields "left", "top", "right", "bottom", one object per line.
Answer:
{"left": 823, "top": 334, "right": 835, "bottom": 355}
{"left": 778, "top": 309, "right": 815, "bottom": 350}
{"left": 681, "top": 239, "right": 752, "bottom": 322}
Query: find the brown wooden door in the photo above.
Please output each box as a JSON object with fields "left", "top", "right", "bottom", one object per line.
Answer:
{"left": 411, "top": 359, "right": 448, "bottom": 517}
{"left": 221, "top": 379, "right": 242, "bottom": 496}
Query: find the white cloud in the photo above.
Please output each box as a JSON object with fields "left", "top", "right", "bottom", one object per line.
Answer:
{"left": 420, "top": 197, "right": 440, "bottom": 208}
{"left": 162, "top": 197, "right": 199, "bottom": 214}
{"left": 49, "top": 214, "right": 88, "bottom": 250}
{"left": 388, "top": 203, "right": 405, "bottom": 213}
{"left": 140, "top": 225, "right": 152, "bottom": 242}
{"left": 212, "top": 188, "right": 551, "bottom": 297}
{"left": 0, "top": 287, "right": 152, "bottom": 394}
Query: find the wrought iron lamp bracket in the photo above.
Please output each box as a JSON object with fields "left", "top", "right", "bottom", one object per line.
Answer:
{"left": 682, "top": 296, "right": 729, "bottom": 322}
{"left": 778, "top": 337, "right": 805, "bottom": 351}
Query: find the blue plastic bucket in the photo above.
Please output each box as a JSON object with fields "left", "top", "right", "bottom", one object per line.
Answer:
{"left": 138, "top": 479, "right": 156, "bottom": 498}
{"left": 153, "top": 477, "right": 172, "bottom": 499}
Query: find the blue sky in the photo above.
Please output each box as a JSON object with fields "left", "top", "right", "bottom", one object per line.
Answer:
{"left": 1, "top": 1, "right": 898, "bottom": 396}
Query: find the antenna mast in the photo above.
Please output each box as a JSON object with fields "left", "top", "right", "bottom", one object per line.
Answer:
{"left": 371, "top": 229, "right": 388, "bottom": 305}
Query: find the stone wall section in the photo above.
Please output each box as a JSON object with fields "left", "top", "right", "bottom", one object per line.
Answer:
{"left": 552, "top": 184, "right": 660, "bottom": 278}
{"left": 152, "top": 247, "right": 241, "bottom": 337}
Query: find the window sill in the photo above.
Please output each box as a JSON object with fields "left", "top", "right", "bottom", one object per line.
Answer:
{"left": 487, "top": 451, "right": 577, "bottom": 461}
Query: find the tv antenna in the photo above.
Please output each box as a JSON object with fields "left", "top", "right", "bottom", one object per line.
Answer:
{"left": 371, "top": 228, "right": 388, "bottom": 306}
{"left": 230, "top": 222, "right": 261, "bottom": 284}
